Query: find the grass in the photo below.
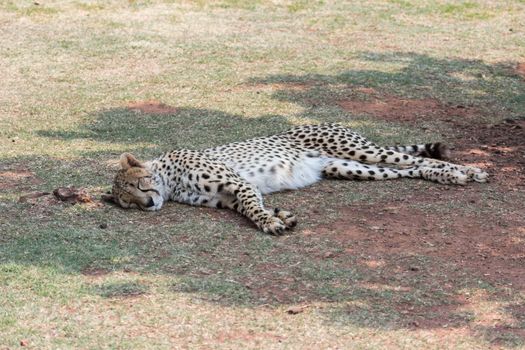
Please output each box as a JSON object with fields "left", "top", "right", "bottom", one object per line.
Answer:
{"left": 1, "top": 0, "right": 525, "bottom": 348}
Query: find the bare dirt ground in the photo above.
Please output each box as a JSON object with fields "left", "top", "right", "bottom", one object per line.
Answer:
{"left": 127, "top": 100, "right": 179, "bottom": 115}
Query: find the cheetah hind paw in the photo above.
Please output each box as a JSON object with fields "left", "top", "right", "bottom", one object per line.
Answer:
{"left": 274, "top": 208, "right": 297, "bottom": 229}
{"left": 465, "top": 167, "right": 489, "bottom": 183}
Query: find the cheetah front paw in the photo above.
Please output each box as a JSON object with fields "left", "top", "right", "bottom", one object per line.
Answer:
{"left": 274, "top": 208, "right": 297, "bottom": 229}
{"left": 260, "top": 216, "right": 287, "bottom": 235}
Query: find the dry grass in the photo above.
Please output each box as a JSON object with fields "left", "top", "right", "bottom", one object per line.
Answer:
{"left": 1, "top": 0, "right": 525, "bottom": 348}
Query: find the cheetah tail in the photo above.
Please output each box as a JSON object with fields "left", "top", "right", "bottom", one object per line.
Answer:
{"left": 386, "top": 143, "right": 451, "bottom": 160}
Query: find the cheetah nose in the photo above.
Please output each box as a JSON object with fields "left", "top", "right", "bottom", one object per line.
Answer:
{"left": 145, "top": 197, "right": 155, "bottom": 208}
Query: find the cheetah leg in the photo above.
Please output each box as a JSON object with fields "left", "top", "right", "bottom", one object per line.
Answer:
{"left": 385, "top": 145, "right": 489, "bottom": 182}
{"left": 195, "top": 193, "right": 297, "bottom": 231}
{"left": 322, "top": 159, "right": 474, "bottom": 185}
{"left": 223, "top": 180, "right": 293, "bottom": 234}
{"left": 359, "top": 145, "right": 487, "bottom": 184}
{"left": 331, "top": 137, "right": 487, "bottom": 184}
{"left": 322, "top": 159, "right": 419, "bottom": 181}
{"left": 194, "top": 178, "right": 294, "bottom": 235}
{"left": 295, "top": 124, "right": 487, "bottom": 184}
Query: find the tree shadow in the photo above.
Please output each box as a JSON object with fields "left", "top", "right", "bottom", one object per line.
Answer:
{"left": 35, "top": 105, "right": 294, "bottom": 156}
{"left": 247, "top": 51, "right": 524, "bottom": 122}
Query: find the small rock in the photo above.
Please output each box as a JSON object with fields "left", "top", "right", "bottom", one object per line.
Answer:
{"left": 20, "top": 340, "right": 29, "bottom": 346}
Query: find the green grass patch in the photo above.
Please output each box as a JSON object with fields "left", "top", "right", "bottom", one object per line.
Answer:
{"left": 93, "top": 281, "right": 149, "bottom": 298}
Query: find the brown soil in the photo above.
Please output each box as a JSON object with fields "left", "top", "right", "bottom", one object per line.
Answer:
{"left": 0, "top": 168, "right": 42, "bottom": 191}
{"left": 516, "top": 62, "right": 525, "bottom": 79}
{"left": 456, "top": 119, "right": 525, "bottom": 188}
{"left": 338, "top": 96, "right": 476, "bottom": 123}
{"left": 317, "top": 198, "right": 524, "bottom": 290}
{"left": 81, "top": 267, "right": 110, "bottom": 277}
{"left": 127, "top": 100, "right": 178, "bottom": 115}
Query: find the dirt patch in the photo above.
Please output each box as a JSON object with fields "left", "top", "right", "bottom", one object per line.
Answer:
{"left": 81, "top": 267, "right": 110, "bottom": 277}
{"left": 316, "top": 199, "right": 525, "bottom": 290}
{"left": 337, "top": 96, "right": 475, "bottom": 123}
{"left": 516, "top": 62, "right": 525, "bottom": 79}
{"left": 454, "top": 118, "right": 525, "bottom": 188}
{"left": 0, "top": 169, "right": 42, "bottom": 191}
{"left": 305, "top": 194, "right": 524, "bottom": 336}
{"left": 127, "top": 100, "right": 178, "bottom": 115}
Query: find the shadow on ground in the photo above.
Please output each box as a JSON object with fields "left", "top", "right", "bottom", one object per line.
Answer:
{"left": 36, "top": 106, "right": 294, "bottom": 156}
{"left": 247, "top": 52, "right": 525, "bottom": 121}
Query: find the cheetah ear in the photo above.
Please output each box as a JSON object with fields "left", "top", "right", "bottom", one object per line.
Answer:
{"left": 120, "top": 153, "right": 145, "bottom": 170}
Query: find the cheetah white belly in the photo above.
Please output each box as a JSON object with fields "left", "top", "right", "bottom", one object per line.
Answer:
{"left": 234, "top": 156, "right": 328, "bottom": 194}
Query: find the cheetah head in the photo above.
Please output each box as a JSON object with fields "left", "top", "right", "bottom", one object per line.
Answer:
{"left": 109, "top": 153, "right": 164, "bottom": 211}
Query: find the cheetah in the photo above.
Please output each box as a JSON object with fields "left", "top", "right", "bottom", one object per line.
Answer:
{"left": 109, "top": 123, "right": 488, "bottom": 234}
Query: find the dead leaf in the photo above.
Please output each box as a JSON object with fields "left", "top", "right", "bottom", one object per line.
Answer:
{"left": 53, "top": 187, "right": 93, "bottom": 204}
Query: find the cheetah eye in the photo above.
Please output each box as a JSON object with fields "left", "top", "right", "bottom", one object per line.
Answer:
{"left": 137, "top": 177, "right": 160, "bottom": 195}
{"left": 137, "top": 181, "right": 148, "bottom": 191}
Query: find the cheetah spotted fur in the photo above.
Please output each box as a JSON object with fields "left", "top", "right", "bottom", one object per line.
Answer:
{"left": 110, "top": 123, "right": 488, "bottom": 234}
